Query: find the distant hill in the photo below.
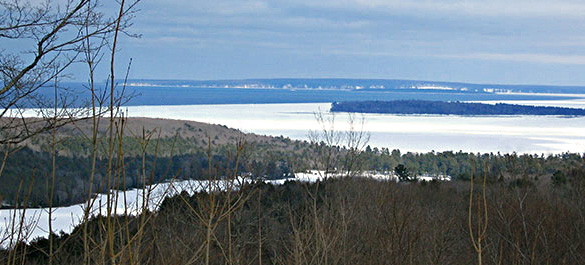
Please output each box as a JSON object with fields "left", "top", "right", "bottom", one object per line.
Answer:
{"left": 32, "top": 79, "right": 585, "bottom": 107}
{"left": 1, "top": 117, "right": 312, "bottom": 208}
{"left": 331, "top": 100, "right": 585, "bottom": 116}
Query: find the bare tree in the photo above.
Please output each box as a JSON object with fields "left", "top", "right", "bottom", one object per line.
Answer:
{"left": 308, "top": 109, "right": 343, "bottom": 178}
{"left": 0, "top": 1, "right": 140, "bottom": 263}
{"left": 341, "top": 113, "right": 370, "bottom": 177}
{"left": 308, "top": 108, "right": 370, "bottom": 178}
{"left": 0, "top": 0, "right": 139, "bottom": 146}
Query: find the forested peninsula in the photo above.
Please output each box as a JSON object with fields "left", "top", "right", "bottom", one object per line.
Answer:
{"left": 331, "top": 100, "right": 585, "bottom": 116}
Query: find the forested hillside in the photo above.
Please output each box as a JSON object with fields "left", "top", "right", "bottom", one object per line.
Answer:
{"left": 1, "top": 118, "right": 307, "bottom": 207}
{"left": 3, "top": 117, "right": 584, "bottom": 208}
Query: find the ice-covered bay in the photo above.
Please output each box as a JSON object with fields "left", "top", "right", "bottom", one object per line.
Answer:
{"left": 122, "top": 101, "right": 585, "bottom": 154}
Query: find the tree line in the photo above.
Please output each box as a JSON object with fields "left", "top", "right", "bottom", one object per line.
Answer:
{"left": 3, "top": 135, "right": 584, "bottom": 207}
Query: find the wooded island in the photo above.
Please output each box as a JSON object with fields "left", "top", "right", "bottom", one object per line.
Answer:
{"left": 331, "top": 100, "right": 585, "bottom": 116}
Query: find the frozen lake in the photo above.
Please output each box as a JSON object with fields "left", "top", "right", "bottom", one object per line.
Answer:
{"left": 123, "top": 100, "right": 585, "bottom": 154}
{"left": 0, "top": 173, "right": 325, "bottom": 246}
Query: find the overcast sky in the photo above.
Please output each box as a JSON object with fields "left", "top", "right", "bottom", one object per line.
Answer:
{"left": 110, "top": 0, "right": 585, "bottom": 85}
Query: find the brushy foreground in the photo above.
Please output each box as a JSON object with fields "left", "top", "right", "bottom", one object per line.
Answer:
{"left": 3, "top": 175, "right": 585, "bottom": 265}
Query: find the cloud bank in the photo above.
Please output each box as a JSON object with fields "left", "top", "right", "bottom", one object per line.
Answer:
{"left": 112, "top": 0, "right": 585, "bottom": 85}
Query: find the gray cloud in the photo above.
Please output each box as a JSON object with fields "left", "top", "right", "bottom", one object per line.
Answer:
{"left": 113, "top": 0, "right": 585, "bottom": 84}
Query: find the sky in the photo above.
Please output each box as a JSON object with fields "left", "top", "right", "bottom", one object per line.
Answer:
{"left": 18, "top": 0, "right": 585, "bottom": 85}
